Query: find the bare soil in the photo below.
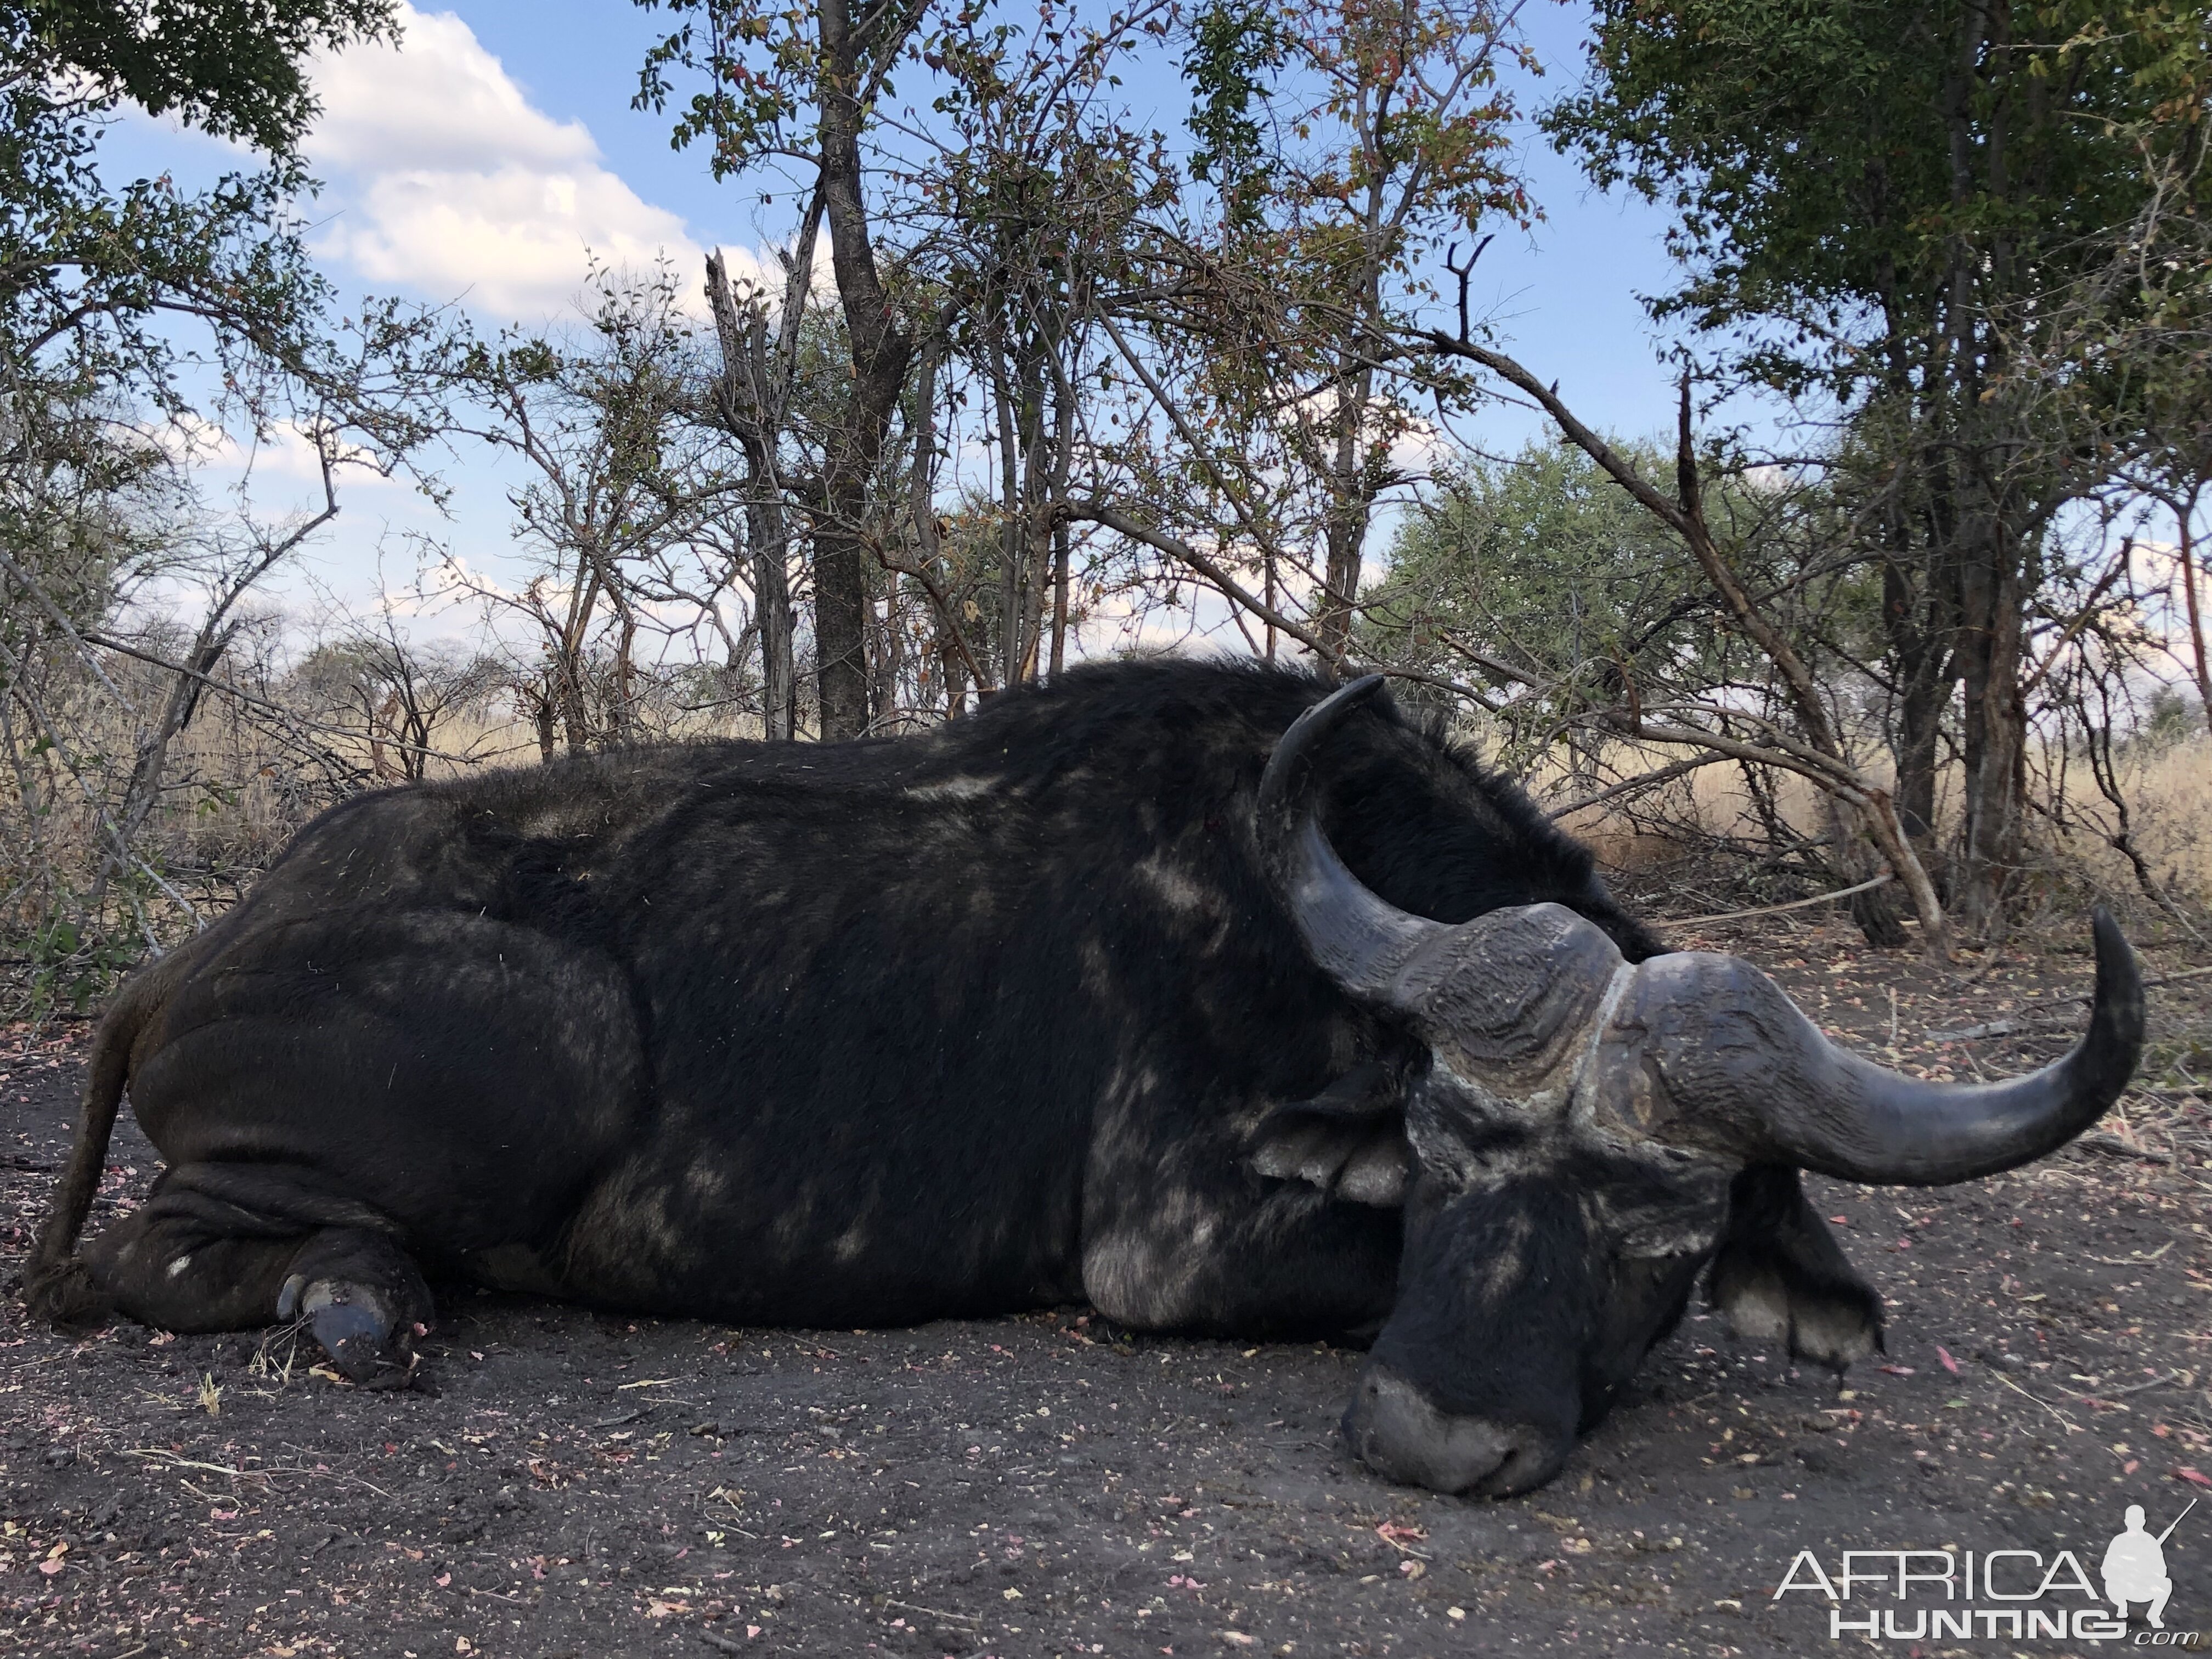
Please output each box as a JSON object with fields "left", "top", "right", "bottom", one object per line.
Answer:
{"left": 3, "top": 918, "right": 2210, "bottom": 1658}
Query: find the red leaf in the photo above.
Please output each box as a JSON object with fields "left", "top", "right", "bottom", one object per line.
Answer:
{"left": 1879, "top": 1364, "right": 1916, "bottom": 1376}
{"left": 2179, "top": 1467, "right": 2212, "bottom": 1489}
{"left": 1936, "top": 1346, "right": 1960, "bottom": 1374}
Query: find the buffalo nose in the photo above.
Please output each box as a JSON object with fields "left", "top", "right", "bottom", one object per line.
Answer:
{"left": 1340, "top": 1365, "right": 1570, "bottom": 1497}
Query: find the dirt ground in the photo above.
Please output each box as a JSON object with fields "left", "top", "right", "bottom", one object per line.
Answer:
{"left": 3, "top": 915, "right": 2210, "bottom": 1658}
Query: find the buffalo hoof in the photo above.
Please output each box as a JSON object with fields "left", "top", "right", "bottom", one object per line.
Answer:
{"left": 279, "top": 1275, "right": 420, "bottom": 1390}
{"left": 1710, "top": 1257, "right": 1882, "bottom": 1372}
{"left": 1340, "top": 1366, "right": 1569, "bottom": 1497}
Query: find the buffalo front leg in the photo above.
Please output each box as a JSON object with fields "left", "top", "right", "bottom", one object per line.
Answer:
{"left": 1080, "top": 1068, "right": 1409, "bottom": 1339}
{"left": 1706, "top": 1165, "right": 1882, "bottom": 1370}
{"left": 1080, "top": 1177, "right": 1401, "bottom": 1339}
{"left": 82, "top": 1164, "right": 432, "bottom": 1388}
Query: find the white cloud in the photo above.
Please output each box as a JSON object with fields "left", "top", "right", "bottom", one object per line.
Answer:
{"left": 303, "top": 4, "right": 758, "bottom": 323}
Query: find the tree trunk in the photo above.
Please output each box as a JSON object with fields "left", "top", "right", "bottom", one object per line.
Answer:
{"left": 705, "top": 227, "right": 816, "bottom": 744}
{"left": 811, "top": 0, "right": 914, "bottom": 740}
{"left": 1954, "top": 521, "right": 2028, "bottom": 933}
{"left": 1826, "top": 794, "right": 1908, "bottom": 947}
{"left": 750, "top": 506, "right": 795, "bottom": 741}
{"left": 1880, "top": 550, "right": 1950, "bottom": 846}
{"left": 2174, "top": 483, "right": 2211, "bottom": 718}
{"left": 1049, "top": 518, "right": 1069, "bottom": 676}
{"left": 874, "top": 574, "right": 904, "bottom": 728}
{"left": 531, "top": 686, "right": 557, "bottom": 762}
{"left": 1314, "top": 365, "right": 1374, "bottom": 662}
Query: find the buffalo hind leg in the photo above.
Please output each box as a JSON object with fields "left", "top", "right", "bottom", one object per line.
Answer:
{"left": 82, "top": 1164, "right": 432, "bottom": 1389}
{"left": 1706, "top": 1165, "right": 1882, "bottom": 1370}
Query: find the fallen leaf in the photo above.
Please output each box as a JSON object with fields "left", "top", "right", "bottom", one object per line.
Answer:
{"left": 1937, "top": 1346, "right": 1960, "bottom": 1374}
{"left": 1879, "top": 1364, "right": 1916, "bottom": 1376}
{"left": 2178, "top": 1467, "right": 2212, "bottom": 1489}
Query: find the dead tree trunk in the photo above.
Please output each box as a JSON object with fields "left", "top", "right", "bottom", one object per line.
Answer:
{"left": 704, "top": 210, "right": 819, "bottom": 742}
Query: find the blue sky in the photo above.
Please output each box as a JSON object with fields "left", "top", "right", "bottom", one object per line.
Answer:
{"left": 120, "top": 0, "right": 1702, "bottom": 641}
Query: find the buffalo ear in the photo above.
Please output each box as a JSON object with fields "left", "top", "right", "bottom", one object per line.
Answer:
{"left": 1248, "top": 1062, "right": 1410, "bottom": 1208}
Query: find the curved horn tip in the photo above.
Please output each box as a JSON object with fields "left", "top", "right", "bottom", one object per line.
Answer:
{"left": 2089, "top": 904, "right": 2147, "bottom": 1044}
{"left": 1259, "top": 674, "right": 1391, "bottom": 819}
{"left": 2091, "top": 904, "right": 2135, "bottom": 982}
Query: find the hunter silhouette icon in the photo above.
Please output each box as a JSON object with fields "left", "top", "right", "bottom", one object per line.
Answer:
{"left": 2104, "top": 1499, "right": 2194, "bottom": 1627}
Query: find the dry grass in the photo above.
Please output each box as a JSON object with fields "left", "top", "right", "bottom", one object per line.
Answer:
{"left": 1539, "top": 731, "right": 2212, "bottom": 921}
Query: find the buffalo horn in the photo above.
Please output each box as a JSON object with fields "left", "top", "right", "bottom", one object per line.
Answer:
{"left": 1256, "top": 676, "right": 1443, "bottom": 1005}
{"left": 1262, "top": 680, "right": 2148, "bottom": 1188}
{"left": 1626, "top": 913, "right": 2145, "bottom": 1185}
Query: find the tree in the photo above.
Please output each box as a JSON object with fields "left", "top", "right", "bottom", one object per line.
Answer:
{"left": 1365, "top": 435, "right": 1713, "bottom": 761}
{"left": 1, "top": 0, "right": 444, "bottom": 1002}
{"left": 1544, "top": 0, "right": 2212, "bottom": 930}
{"left": 703, "top": 216, "right": 820, "bottom": 741}
{"left": 9, "top": 0, "right": 396, "bottom": 157}
{"left": 452, "top": 266, "right": 738, "bottom": 752}
{"left": 916, "top": 0, "right": 1169, "bottom": 692}
{"left": 1177, "top": 0, "right": 1527, "bottom": 660}
{"left": 637, "top": 0, "right": 932, "bottom": 738}
{"left": 1365, "top": 430, "right": 1925, "bottom": 946}
{"left": 291, "top": 625, "right": 502, "bottom": 783}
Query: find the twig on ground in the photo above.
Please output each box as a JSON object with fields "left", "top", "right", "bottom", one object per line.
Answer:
{"left": 1990, "top": 1369, "right": 2084, "bottom": 1435}
{"left": 1662, "top": 872, "right": 1895, "bottom": 929}
{"left": 1931, "top": 964, "right": 2212, "bottom": 1042}
{"left": 883, "top": 1599, "right": 981, "bottom": 1625}
{"left": 122, "top": 1448, "right": 273, "bottom": 1486}
{"left": 2076, "top": 1132, "right": 2175, "bottom": 1165}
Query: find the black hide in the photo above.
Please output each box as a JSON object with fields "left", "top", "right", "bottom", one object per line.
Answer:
{"left": 42, "top": 662, "right": 1647, "bottom": 1319}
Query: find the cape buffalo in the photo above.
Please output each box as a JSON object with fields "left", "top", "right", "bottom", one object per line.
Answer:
{"left": 27, "top": 661, "right": 2142, "bottom": 1497}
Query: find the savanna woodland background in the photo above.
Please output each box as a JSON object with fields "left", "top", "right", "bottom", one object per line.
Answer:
{"left": 4, "top": 6, "right": 2212, "bottom": 1658}
{"left": 3, "top": 0, "right": 2212, "bottom": 998}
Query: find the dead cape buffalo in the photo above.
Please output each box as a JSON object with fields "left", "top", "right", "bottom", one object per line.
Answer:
{"left": 27, "top": 660, "right": 2142, "bottom": 1497}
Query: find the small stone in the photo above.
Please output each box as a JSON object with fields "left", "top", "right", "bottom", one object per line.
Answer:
{"left": 42, "top": 1445, "right": 75, "bottom": 1470}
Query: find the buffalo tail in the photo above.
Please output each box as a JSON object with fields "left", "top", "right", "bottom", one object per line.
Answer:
{"left": 22, "top": 976, "right": 149, "bottom": 1323}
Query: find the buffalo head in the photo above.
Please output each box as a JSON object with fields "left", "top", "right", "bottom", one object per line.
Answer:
{"left": 1259, "top": 676, "right": 2145, "bottom": 1497}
